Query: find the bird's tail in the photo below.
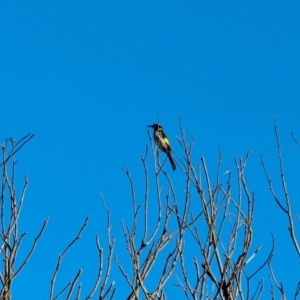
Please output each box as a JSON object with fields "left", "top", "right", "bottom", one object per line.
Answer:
{"left": 167, "top": 152, "right": 176, "bottom": 171}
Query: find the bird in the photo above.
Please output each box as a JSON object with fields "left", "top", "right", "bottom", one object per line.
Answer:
{"left": 147, "top": 123, "right": 176, "bottom": 171}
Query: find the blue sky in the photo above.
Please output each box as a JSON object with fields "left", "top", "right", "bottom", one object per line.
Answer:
{"left": 1, "top": 1, "right": 300, "bottom": 298}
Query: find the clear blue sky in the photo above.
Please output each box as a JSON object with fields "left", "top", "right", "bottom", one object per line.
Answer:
{"left": 1, "top": 1, "right": 300, "bottom": 298}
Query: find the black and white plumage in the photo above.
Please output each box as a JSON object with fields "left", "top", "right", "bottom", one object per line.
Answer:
{"left": 147, "top": 123, "right": 176, "bottom": 171}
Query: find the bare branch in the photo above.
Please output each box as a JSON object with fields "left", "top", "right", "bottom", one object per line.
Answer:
{"left": 86, "top": 196, "right": 115, "bottom": 299}
{"left": 50, "top": 216, "right": 89, "bottom": 300}
{"left": 261, "top": 119, "right": 300, "bottom": 257}
{"left": 0, "top": 134, "right": 35, "bottom": 168}
{"left": 14, "top": 218, "right": 48, "bottom": 277}
{"left": 268, "top": 261, "right": 286, "bottom": 299}
{"left": 291, "top": 131, "right": 300, "bottom": 147}
{"left": 66, "top": 269, "right": 82, "bottom": 300}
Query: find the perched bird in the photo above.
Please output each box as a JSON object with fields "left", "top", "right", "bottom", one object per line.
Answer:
{"left": 147, "top": 124, "right": 176, "bottom": 171}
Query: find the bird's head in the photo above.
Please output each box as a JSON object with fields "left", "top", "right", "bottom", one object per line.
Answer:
{"left": 147, "top": 124, "right": 162, "bottom": 130}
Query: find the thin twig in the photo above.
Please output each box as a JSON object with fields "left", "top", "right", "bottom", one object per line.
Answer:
{"left": 49, "top": 216, "right": 89, "bottom": 300}
{"left": 14, "top": 218, "right": 48, "bottom": 277}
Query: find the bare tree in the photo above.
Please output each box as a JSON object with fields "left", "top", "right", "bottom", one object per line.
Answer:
{"left": 49, "top": 200, "right": 116, "bottom": 300}
{"left": 3, "top": 120, "right": 298, "bottom": 299}
{"left": 0, "top": 134, "right": 47, "bottom": 300}
{"left": 261, "top": 119, "right": 300, "bottom": 299}
{"left": 262, "top": 121, "right": 300, "bottom": 256}
{"left": 115, "top": 134, "right": 188, "bottom": 299}
{"left": 112, "top": 121, "right": 273, "bottom": 299}
{"left": 0, "top": 135, "right": 116, "bottom": 300}
{"left": 169, "top": 122, "right": 273, "bottom": 300}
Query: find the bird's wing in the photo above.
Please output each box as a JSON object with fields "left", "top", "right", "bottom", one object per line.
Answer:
{"left": 161, "top": 131, "right": 171, "bottom": 147}
{"left": 164, "top": 137, "right": 172, "bottom": 153}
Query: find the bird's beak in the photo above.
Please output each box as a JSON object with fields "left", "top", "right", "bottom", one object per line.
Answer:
{"left": 147, "top": 125, "right": 153, "bottom": 128}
